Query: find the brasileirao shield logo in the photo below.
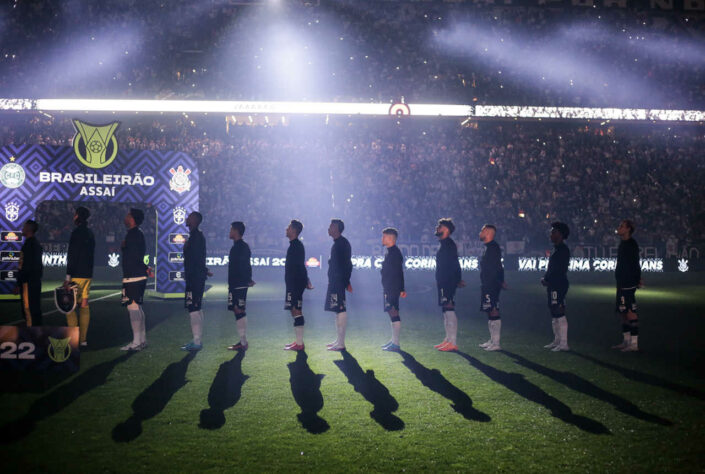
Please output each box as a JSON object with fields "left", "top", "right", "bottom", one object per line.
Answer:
{"left": 72, "top": 119, "right": 120, "bottom": 169}
{"left": 48, "top": 336, "right": 72, "bottom": 363}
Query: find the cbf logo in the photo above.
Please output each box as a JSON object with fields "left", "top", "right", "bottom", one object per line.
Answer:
{"left": 0, "top": 157, "right": 26, "bottom": 189}
{"left": 173, "top": 206, "right": 187, "bottom": 225}
{"left": 72, "top": 119, "right": 120, "bottom": 169}
{"left": 169, "top": 165, "right": 192, "bottom": 194}
{"left": 4, "top": 201, "right": 19, "bottom": 222}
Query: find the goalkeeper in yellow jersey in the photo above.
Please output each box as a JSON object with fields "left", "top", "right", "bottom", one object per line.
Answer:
{"left": 64, "top": 206, "right": 95, "bottom": 348}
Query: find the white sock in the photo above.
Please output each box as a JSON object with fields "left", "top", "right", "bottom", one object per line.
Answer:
{"left": 487, "top": 320, "right": 492, "bottom": 342}
{"left": 630, "top": 335, "right": 638, "bottom": 347}
{"left": 295, "top": 325, "right": 304, "bottom": 346}
{"left": 189, "top": 311, "right": 203, "bottom": 345}
{"left": 336, "top": 312, "right": 347, "bottom": 347}
{"left": 237, "top": 317, "right": 247, "bottom": 345}
{"left": 446, "top": 311, "right": 458, "bottom": 345}
{"left": 491, "top": 319, "right": 501, "bottom": 345}
{"left": 557, "top": 316, "right": 568, "bottom": 346}
{"left": 128, "top": 308, "right": 141, "bottom": 345}
{"left": 622, "top": 332, "right": 631, "bottom": 344}
{"left": 552, "top": 319, "right": 560, "bottom": 343}
{"left": 443, "top": 313, "right": 449, "bottom": 341}
{"left": 138, "top": 306, "right": 147, "bottom": 344}
{"left": 391, "top": 321, "right": 401, "bottom": 345}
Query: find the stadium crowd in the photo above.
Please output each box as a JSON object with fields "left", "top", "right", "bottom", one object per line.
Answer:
{"left": 0, "top": 0, "right": 703, "bottom": 108}
{"left": 3, "top": 114, "right": 704, "bottom": 257}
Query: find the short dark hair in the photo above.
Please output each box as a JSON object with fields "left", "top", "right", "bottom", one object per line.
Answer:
{"left": 622, "top": 219, "right": 635, "bottom": 236}
{"left": 75, "top": 206, "right": 90, "bottom": 223}
{"left": 437, "top": 218, "right": 455, "bottom": 234}
{"left": 231, "top": 221, "right": 245, "bottom": 236}
{"left": 130, "top": 208, "right": 144, "bottom": 226}
{"left": 24, "top": 219, "right": 39, "bottom": 234}
{"left": 483, "top": 224, "right": 497, "bottom": 233}
{"left": 290, "top": 219, "right": 303, "bottom": 236}
{"left": 382, "top": 227, "right": 398, "bottom": 237}
{"left": 191, "top": 211, "right": 203, "bottom": 226}
{"left": 551, "top": 222, "right": 570, "bottom": 240}
{"left": 331, "top": 218, "right": 344, "bottom": 233}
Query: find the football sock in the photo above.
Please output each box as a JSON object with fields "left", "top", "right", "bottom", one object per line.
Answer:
{"left": 443, "top": 312, "right": 449, "bottom": 341}
{"left": 391, "top": 321, "right": 401, "bottom": 345}
{"left": 621, "top": 323, "right": 631, "bottom": 344}
{"left": 78, "top": 306, "right": 90, "bottom": 343}
{"left": 128, "top": 308, "right": 141, "bottom": 346}
{"left": 490, "top": 319, "right": 501, "bottom": 345}
{"left": 66, "top": 310, "right": 78, "bottom": 327}
{"left": 446, "top": 311, "right": 458, "bottom": 345}
{"left": 295, "top": 325, "right": 304, "bottom": 346}
{"left": 138, "top": 306, "right": 147, "bottom": 344}
{"left": 236, "top": 316, "right": 247, "bottom": 345}
{"left": 557, "top": 316, "right": 568, "bottom": 346}
{"left": 336, "top": 312, "right": 347, "bottom": 347}
{"left": 189, "top": 310, "right": 203, "bottom": 345}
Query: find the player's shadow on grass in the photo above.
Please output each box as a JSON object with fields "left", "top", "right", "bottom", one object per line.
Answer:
{"left": 502, "top": 351, "right": 673, "bottom": 426}
{"left": 570, "top": 351, "right": 705, "bottom": 401}
{"left": 112, "top": 351, "right": 197, "bottom": 443}
{"left": 0, "top": 371, "right": 68, "bottom": 394}
{"left": 334, "top": 350, "right": 404, "bottom": 431}
{"left": 0, "top": 353, "right": 134, "bottom": 444}
{"left": 454, "top": 351, "right": 610, "bottom": 435}
{"left": 399, "top": 351, "right": 491, "bottom": 422}
{"left": 199, "top": 351, "right": 249, "bottom": 430}
{"left": 87, "top": 306, "right": 175, "bottom": 351}
{"left": 288, "top": 351, "right": 329, "bottom": 434}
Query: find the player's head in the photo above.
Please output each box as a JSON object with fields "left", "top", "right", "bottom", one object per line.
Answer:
{"left": 550, "top": 222, "right": 570, "bottom": 244}
{"left": 382, "top": 227, "right": 398, "bottom": 247}
{"left": 74, "top": 206, "right": 90, "bottom": 225}
{"left": 186, "top": 211, "right": 202, "bottom": 230}
{"left": 22, "top": 219, "right": 38, "bottom": 237}
{"left": 617, "top": 219, "right": 635, "bottom": 239}
{"left": 328, "top": 219, "right": 344, "bottom": 238}
{"left": 230, "top": 221, "right": 245, "bottom": 240}
{"left": 125, "top": 208, "right": 144, "bottom": 228}
{"left": 435, "top": 218, "right": 455, "bottom": 240}
{"left": 287, "top": 219, "right": 303, "bottom": 240}
{"left": 479, "top": 224, "right": 496, "bottom": 243}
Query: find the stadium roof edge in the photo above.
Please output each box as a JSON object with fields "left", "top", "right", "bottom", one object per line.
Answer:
{"left": 0, "top": 98, "right": 703, "bottom": 122}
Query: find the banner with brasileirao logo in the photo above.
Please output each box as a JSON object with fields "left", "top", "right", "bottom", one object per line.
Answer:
{"left": 0, "top": 119, "right": 199, "bottom": 298}
{"left": 0, "top": 326, "right": 79, "bottom": 372}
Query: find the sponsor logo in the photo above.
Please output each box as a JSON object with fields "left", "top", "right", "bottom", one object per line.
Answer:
{"left": 0, "top": 231, "right": 21, "bottom": 242}
{"left": 108, "top": 253, "right": 120, "bottom": 268}
{"left": 169, "top": 252, "right": 184, "bottom": 264}
{"left": 169, "top": 165, "right": 192, "bottom": 194}
{"left": 305, "top": 257, "right": 320, "bottom": 268}
{"left": 169, "top": 271, "right": 185, "bottom": 281}
{"left": 678, "top": 258, "right": 689, "bottom": 272}
{"left": 0, "top": 159, "right": 26, "bottom": 189}
{"left": 4, "top": 201, "right": 19, "bottom": 222}
{"left": 72, "top": 119, "right": 120, "bottom": 169}
{"left": 172, "top": 206, "right": 186, "bottom": 225}
{"left": 0, "top": 270, "right": 17, "bottom": 281}
{"left": 47, "top": 336, "right": 72, "bottom": 363}
{"left": 1, "top": 251, "right": 20, "bottom": 262}
{"left": 169, "top": 233, "right": 188, "bottom": 244}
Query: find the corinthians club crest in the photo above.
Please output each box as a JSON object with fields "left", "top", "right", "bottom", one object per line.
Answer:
{"left": 173, "top": 206, "right": 187, "bottom": 225}
{"left": 4, "top": 201, "right": 19, "bottom": 222}
{"left": 72, "top": 119, "right": 120, "bottom": 169}
{"left": 169, "top": 165, "right": 192, "bottom": 194}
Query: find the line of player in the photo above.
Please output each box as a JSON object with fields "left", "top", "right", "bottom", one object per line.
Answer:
{"left": 12, "top": 208, "right": 642, "bottom": 354}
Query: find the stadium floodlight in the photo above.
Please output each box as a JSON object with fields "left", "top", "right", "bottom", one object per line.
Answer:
{"left": 0, "top": 98, "right": 703, "bottom": 121}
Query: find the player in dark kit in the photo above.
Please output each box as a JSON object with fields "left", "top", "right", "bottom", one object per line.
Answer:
{"left": 64, "top": 207, "right": 95, "bottom": 347}
{"left": 15, "top": 220, "right": 43, "bottom": 327}
{"left": 284, "top": 219, "right": 313, "bottom": 351}
{"left": 541, "top": 222, "right": 571, "bottom": 352}
{"left": 227, "top": 221, "right": 254, "bottom": 351}
{"left": 380, "top": 227, "right": 406, "bottom": 352}
{"left": 120, "top": 208, "right": 149, "bottom": 351}
{"left": 182, "top": 211, "right": 210, "bottom": 352}
{"left": 478, "top": 225, "right": 506, "bottom": 351}
{"left": 434, "top": 218, "right": 465, "bottom": 352}
{"left": 325, "top": 219, "right": 353, "bottom": 351}
{"left": 612, "top": 219, "right": 642, "bottom": 352}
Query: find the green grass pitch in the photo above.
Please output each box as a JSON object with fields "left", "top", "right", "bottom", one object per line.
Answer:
{"left": 1, "top": 269, "right": 704, "bottom": 473}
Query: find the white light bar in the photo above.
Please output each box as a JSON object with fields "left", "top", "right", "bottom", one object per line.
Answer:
{"left": 0, "top": 98, "right": 703, "bottom": 121}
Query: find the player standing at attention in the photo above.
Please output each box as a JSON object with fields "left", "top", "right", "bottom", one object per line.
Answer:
{"left": 434, "top": 218, "right": 465, "bottom": 352}
{"left": 541, "top": 222, "right": 571, "bottom": 352}
{"left": 181, "top": 211, "right": 210, "bottom": 351}
{"left": 612, "top": 219, "right": 642, "bottom": 352}
{"left": 15, "top": 220, "right": 43, "bottom": 327}
{"left": 227, "top": 221, "right": 254, "bottom": 351}
{"left": 120, "top": 208, "right": 149, "bottom": 351}
{"left": 325, "top": 219, "right": 353, "bottom": 352}
{"left": 284, "top": 220, "right": 313, "bottom": 351}
{"left": 478, "top": 225, "right": 506, "bottom": 351}
{"left": 64, "top": 207, "right": 95, "bottom": 347}
{"left": 380, "top": 227, "right": 406, "bottom": 352}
